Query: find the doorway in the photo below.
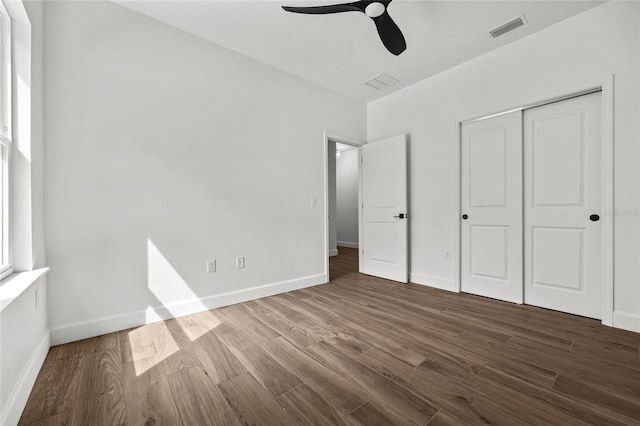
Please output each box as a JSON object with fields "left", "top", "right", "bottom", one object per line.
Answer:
{"left": 324, "top": 134, "right": 363, "bottom": 281}
{"left": 335, "top": 142, "right": 360, "bottom": 253}
{"left": 327, "top": 140, "right": 361, "bottom": 258}
{"left": 324, "top": 133, "right": 409, "bottom": 283}
{"left": 459, "top": 89, "right": 613, "bottom": 321}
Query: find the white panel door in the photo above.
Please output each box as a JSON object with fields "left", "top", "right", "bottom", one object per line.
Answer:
{"left": 524, "top": 92, "right": 602, "bottom": 319}
{"left": 461, "top": 111, "right": 523, "bottom": 303}
{"left": 361, "top": 134, "right": 408, "bottom": 283}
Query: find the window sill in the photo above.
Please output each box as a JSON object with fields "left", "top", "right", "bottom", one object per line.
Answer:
{"left": 0, "top": 267, "right": 49, "bottom": 313}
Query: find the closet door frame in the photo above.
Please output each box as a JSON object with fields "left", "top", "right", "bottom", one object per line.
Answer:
{"left": 454, "top": 75, "right": 614, "bottom": 327}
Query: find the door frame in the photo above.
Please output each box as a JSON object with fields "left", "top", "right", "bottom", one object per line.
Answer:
{"left": 323, "top": 132, "right": 364, "bottom": 282}
{"left": 454, "top": 75, "right": 614, "bottom": 326}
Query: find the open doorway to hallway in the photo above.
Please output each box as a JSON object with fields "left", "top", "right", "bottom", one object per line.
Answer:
{"left": 326, "top": 137, "right": 361, "bottom": 265}
{"left": 333, "top": 143, "right": 359, "bottom": 255}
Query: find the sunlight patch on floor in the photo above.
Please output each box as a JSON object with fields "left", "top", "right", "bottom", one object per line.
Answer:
{"left": 176, "top": 311, "right": 223, "bottom": 341}
{"left": 128, "top": 321, "right": 180, "bottom": 376}
{"left": 146, "top": 238, "right": 222, "bottom": 343}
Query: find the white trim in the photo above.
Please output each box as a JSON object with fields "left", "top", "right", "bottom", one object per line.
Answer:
{"left": 337, "top": 241, "right": 358, "bottom": 249}
{"left": 323, "top": 132, "right": 364, "bottom": 282}
{"left": 324, "top": 132, "right": 363, "bottom": 148}
{"left": 0, "top": 330, "right": 50, "bottom": 426}
{"left": 456, "top": 76, "right": 612, "bottom": 124}
{"left": 328, "top": 249, "right": 338, "bottom": 257}
{"left": 0, "top": 0, "right": 12, "bottom": 141}
{"left": 612, "top": 311, "right": 640, "bottom": 333}
{"left": 410, "top": 272, "right": 456, "bottom": 292}
{"left": 0, "top": 267, "right": 49, "bottom": 312}
{"left": 0, "top": 0, "right": 12, "bottom": 277}
{"left": 600, "top": 75, "right": 614, "bottom": 327}
{"left": 455, "top": 75, "right": 615, "bottom": 328}
{"left": 0, "top": 264, "right": 12, "bottom": 282}
{"left": 50, "top": 273, "right": 327, "bottom": 346}
{"left": 323, "top": 133, "right": 329, "bottom": 281}
{"left": 453, "top": 114, "right": 462, "bottom": 294}
{"left": 8, "top": 0, "right": 34, "bottom": 272}
{"left": 358, "top": 148, "right": 363, "bottom": 273}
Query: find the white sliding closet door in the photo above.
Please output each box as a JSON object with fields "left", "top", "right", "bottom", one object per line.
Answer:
{"left": 523, "top": 92, "right": 603, "bottom": 319}
{"left": 460, "top": 111, "right": 523, "bottom": 303}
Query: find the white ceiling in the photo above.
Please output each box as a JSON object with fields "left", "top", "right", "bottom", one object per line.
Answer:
{"left": 336, "top": 142, "right": 357, "bottom": 152}
{"left": 114, "top": 0, "right": 604, "bottom": 103}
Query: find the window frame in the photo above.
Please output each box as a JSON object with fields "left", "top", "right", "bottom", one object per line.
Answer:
{"left": 0, "top": 1, "right": 12, "bottom": 281}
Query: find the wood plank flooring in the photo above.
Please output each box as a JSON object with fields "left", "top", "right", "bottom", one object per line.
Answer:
{"left": 20, "top": 248, "right": 640, "bottom": 425}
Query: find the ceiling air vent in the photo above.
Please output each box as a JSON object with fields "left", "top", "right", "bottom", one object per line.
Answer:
{"left": 364, "top": 73, "right": 399, "bottom": 90}
{"left": 489, "top": 15, "right": 527, "bottom": 38}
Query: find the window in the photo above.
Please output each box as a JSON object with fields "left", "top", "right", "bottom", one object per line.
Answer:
{"left": 0, "top": 2, "right": 11, "bottom": 280}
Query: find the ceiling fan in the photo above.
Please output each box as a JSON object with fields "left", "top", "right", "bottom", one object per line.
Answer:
{"left": 281, "top": 1, "right": 407, "bottom": 56}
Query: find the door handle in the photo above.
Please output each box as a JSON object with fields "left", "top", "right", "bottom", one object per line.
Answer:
{"left": 462, "top": 214, "right": 469, "bottom": 220}
{"left": 393, "top": 213, "right": 407, "bottom": 219}
{"left": 590, "top": 214, "right": 600, "bottom": 222}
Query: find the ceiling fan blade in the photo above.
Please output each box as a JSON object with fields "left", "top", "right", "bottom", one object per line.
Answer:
{"left": 282, "top": 2, "right": 365, "bottom": 15}
{"left": 372, "top": 11, "right": 406, "bottom": 56}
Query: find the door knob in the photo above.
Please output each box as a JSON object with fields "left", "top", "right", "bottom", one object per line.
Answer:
{"left": 590, "top": 214, "right": 600, "bottom": 222}
{"left": 393, "top": 213, "right": 406, "bottom": 219}
{"left": 462, "top": 214, "right": 469, "bottom": 220}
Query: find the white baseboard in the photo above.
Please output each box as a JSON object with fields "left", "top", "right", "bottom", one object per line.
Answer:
{"left": 1, "top": 331, "right": 50, "bottom": 426}
{"left": 50, "top": 273, "right": 327, "bottom": 346}
{"left": 337, "top": 241, "right": 358, "bottom": 249}
{"left": 328, "top": 249, "right": 339, "bottom": 257}
{"left": 410, "top": 272, "right": 457, "bottom": 292}
{"left": 612, "top": 310, "right": 640, "bottom": 333}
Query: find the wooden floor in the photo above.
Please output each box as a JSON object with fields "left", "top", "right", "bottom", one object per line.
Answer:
{"left": 20, "top": 248, "right": 640, "bottom": 425}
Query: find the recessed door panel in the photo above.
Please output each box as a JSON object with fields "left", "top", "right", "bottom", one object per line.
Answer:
{"left": 470, "top": 225, "right": 508, "bottom": 280}
{"left": 368, "top": 222, "right": 397, "bottom": 265}
{"left": 366, "top": 144, "right": 396, "bottom": 208}
{"left": 533, "top": 112, "right": 584, "bottom": 207}
{"left": 532, "top": 227, "right": 584, "bottom": 291}
{"left": 470, "top": 128, "right": 507, "bottom": 208}
{"left": 461, "top": 111, "right": 523, "bottom": 304}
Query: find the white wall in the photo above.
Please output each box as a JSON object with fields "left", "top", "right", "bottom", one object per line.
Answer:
{"left": 368, "top": 2, "right": 640, "bottom": 331}
{"left": 44, "top": 1, "right": 365, "bottom": 343}
{"left": 336, "top": 148, "right": 359, "bottom": 247}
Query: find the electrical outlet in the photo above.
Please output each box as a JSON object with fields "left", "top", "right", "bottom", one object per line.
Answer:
{"left": 444, "top": 251, "right": 451, "bottom": 261}
{"left": 207, "top": 259, "right": 216, "bottom": 273}
{"left": 310, "top": 197, "right": 318, "bottom": 207}
{"left": 236, "top": 256, "right": 245, "bottom": 269}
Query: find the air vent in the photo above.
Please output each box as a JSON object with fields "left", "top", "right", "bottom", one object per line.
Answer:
{"left": 489, "top": 15, "right": 527, "bottom": 38}
{"left": 364, "top": 73, "right": 399, "bottom": 90}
